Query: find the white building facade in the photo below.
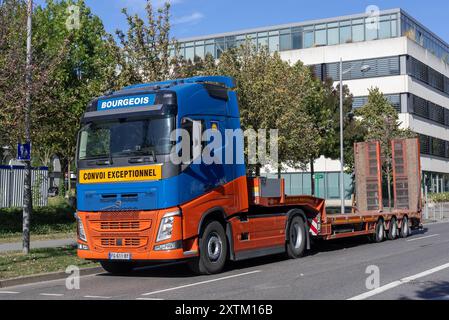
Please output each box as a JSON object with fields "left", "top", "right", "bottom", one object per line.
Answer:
{"left": 177, "top": 8, "right": 449, "bottom": 198}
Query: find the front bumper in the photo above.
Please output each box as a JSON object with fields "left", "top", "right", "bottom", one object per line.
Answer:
{"left": 76, "top": 208, "right": 198, "bottom": 261}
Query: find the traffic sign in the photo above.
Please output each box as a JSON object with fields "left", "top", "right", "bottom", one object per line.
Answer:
{"left": 17, "top": 142, "right": 31, "bottom": 161}
{"left": 315, "top": 173, "right": 324, "bottom": 180}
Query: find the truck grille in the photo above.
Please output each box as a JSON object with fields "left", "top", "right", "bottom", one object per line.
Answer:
{"left": 100, "top": 221, "right": 140, "bottom": 230}
{"left": 100, "top": 238, "right": 141, "bottom": 247}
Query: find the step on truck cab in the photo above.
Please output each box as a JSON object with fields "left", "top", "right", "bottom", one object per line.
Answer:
{"left": 76, "top": 76, "right": 422, "bottom": 275}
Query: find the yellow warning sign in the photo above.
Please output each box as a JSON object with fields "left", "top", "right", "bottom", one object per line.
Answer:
{"left": 79, "top": 165, "right": 162, "bottom": 184}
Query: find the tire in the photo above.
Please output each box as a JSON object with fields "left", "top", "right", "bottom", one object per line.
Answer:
{"left": 400, "top": 216, "right": 410, "bottom": 238}
{"left": 372, "top": 219, "right": 385, "bottom": 243}
{"left": 286, "top": 216, "right": 306, "bottom": 259}
{"left": 188, "top": 221, "right": 228, "bottom": 275}
{"left": 100, "top": 261, "right": 135, "bottom": 274}
{"left": 387, "top": 217, "right": 398, "bottom": 240}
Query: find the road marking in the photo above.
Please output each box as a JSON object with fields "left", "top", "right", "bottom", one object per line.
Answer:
{"left": 84, "top": 295, "right": 111, "bottom": 299}
{"left": 136, "top": 297, "right": 164, "bottom": 300}
{"left": 141, "top": 270, "right": 262, "bottom": 296}
{"left": 348, "top": 262, "right": 449, "bottom": 300}
{"left": 39, "top": 293, "right": 64, "bottom": 297}
{"left": 407, "top": 234, "right": 439, "bottom": 242}
{"left": 0, "top": 291, "right": 19, "bottom": 294}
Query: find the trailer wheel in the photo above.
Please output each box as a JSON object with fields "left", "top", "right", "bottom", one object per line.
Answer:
{"left": 371, "top": 219, "right": 385, "bottom": 243}
{"left": 387, "top": 217, "right": 398, "bottom": 240}
{"left": 100, "top": 261, "right": 135, "bottom": 274}
{"left": 286, "top": 216, "right": 306, "bottom": 259}
{"left": 188, "top": 221, "right": 228, "bottom": 275}
{"left": 400, "top": 216, "right": 410, "bottom": 238}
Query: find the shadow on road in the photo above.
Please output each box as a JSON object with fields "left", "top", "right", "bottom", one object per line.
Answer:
{"left": 399, "top": 280, "right": 449, "bottom": 300}
{"left": 95, "top": 229, "right": 428, "bottom": 279}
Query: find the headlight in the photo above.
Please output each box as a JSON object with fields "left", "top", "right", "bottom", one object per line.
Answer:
{"left": 156, "top": 210, "right": 180, "bottom": 243}
{"left": 77, "top": 215, "right": 87, "bottom": 242}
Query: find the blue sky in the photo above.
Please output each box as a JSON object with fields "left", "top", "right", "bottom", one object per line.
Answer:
{"left": 34, "top": 0, "right": 449, "bottom": 43}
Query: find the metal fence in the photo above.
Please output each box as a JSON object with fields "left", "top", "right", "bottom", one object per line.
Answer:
{"left": 0, "top": 165, "right": 49, "bottom": 208}
{"left": 424, "top": 202, "right": 449, "bottom": 221}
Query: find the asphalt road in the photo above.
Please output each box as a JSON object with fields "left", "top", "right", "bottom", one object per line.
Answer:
{"left": 1, "top": 221, "right": 449, "bottom": 300}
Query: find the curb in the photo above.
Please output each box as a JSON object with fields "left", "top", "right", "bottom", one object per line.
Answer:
{"left": 0, "top": 266, "right": 104, "bottom": 289}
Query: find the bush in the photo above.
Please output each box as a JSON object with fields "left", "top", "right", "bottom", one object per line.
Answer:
{"left": 428, "top": 192, "right": 449, "bottom": 203}
{"left": 0, "top": 198, "right": 75, "bottom": 235}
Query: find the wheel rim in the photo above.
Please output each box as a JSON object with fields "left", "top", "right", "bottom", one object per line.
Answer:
{"left": 291, "top": 222, "right": 303, "bottom": 249}
{"left": 392, "top": 220, "right": 397, "bottom": 237}
{"left": 378, "top": 223, "right": 384, "bottom": 239}
{"left": 206, "top": 232, "right": 222, "bottom": 262}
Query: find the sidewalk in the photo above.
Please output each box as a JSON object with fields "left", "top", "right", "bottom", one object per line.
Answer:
{"left": 0, "top": 238, "right": 76, "bottom": 253}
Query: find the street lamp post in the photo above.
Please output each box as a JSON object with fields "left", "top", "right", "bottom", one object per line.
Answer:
{"left": 339, "top": 58, "right": 370, "bottom": 214}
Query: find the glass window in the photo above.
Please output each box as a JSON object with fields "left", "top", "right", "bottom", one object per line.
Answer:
{"left": 205, "top": 44, "right": 214, "bottom": 57}
{"left": 391, "top": 19, "right": 398, "bottom": 37}
{"left": 185, "top": 47, "right": 194, "bottom": 61}
{"left": 340, "top": 26, "right": 351, "bottom": 44}
{"left": 292, "top": 32, "right": 303, "bottom": 49}
{"left": 304, "top": 31, "right": 314, "bottom": 48}
{"left": 379, "top": 20, "right": 391, "bottom": 39}
{"left": 328, "top": 27, "right": 339, "bottom": 45}
{"left": 315, "top": 29, "right": 327, "bottom": 46}
{"left": 365, "top": 18, "right": 378, "bottom": 40}
{"left": 195, "top": 45, "right": 204, "bottom": 59}
{"left": 352, "top": 24, "right": 364, "bottom": 42}
{"left": 258, "top": 32, "right": 268, "bottom": 37}
{"left": 269, "top": 30, "right": 279, "bottom": 36}
{"left": 326, "top": 173, "right": 340, "bottom": 199}
{"left": 78, "top": 117, "right": 175, "bottom": 160}
{"left": 258, "top": 36, "right": 268, "bottom": 50}
{"left": 215, "top": 39, "right": 224, "bottom": 58}
{"left": 269, "top": 36, "right": 279, "bottom": 52}
{"left": 280, "top": 33, "right": 292, "bottom": 51}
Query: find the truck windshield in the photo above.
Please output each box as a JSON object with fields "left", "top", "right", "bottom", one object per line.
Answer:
{"left": 78, "top": 117, "right": 175, "bottom": 160}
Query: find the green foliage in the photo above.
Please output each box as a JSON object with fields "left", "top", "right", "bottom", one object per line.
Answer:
{"left": 428, "top": 192, "right": 449, "bottom": 203}
{"left": 355, "top": 87, "right": 416, "bottom": 162}
{"left": 0, "top": 246, "right": 98, "bottom": 280}
{"left": 113, "top": 0, "right": 174, "bottom": 87}
{"left": 0, "top": 200, "right": 75, "bottom": 235}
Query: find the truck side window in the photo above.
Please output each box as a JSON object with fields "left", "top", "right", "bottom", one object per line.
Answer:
{"left": 181, "top": 118, "right": 203, "bottom": 162}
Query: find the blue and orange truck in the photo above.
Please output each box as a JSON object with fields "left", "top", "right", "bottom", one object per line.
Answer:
{"left": 75, "top": 76, "right": 422, "bottom": 275}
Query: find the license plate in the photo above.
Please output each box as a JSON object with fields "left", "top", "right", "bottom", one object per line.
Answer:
{"left": 108, "top": 252, "right": 131, "bottom": 260}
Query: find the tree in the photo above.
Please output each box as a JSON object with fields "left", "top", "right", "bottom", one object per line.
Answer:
{"left": 113, "top": 0, "right": 174, "bottom": 87}
{"left": 355, "top": 87, "right": 415, "bottom": 209}
{"left": 32, "top": 0, "right": 117, "bottom": 195}
{"left": 214, "top": 43, "right": 319, "bottom": 176}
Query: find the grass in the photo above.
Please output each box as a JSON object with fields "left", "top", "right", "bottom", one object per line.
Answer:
{"left": 0, "top": 246, "right": 99, "bottom": 280}
{"left": 0, "top": 197, "right": 76, "bottom": 243}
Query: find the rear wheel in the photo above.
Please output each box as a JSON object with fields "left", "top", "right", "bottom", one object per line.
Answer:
{"left": 188, "top": 221, "right": 228, "bottom": 275}
{"left": 400, "top": 216, "right": 410, "bottom": 238}
{"left": 100, "top": 261, "right": 135, "bottom": 274}
{"left": 371, "top": 219, "right": 385, "bottom": 243}
{"left": 387, "top": 217, "right": 398, "bottom": 240}
{"left": 286, "top": 216, "right": 306, "bottom": 259}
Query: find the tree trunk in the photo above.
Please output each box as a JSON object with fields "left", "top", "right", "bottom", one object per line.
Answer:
{"left": 277, "top": 165, "right": 281, "bottom": 179}
{"left": 255, "top": 164, "right": 260, "bottom": 177}
{"left": 310, "top": 160, "right": 315, "bottom": 196}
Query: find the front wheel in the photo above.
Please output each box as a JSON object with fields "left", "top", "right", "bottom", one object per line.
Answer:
{"left": 100, "top": 261, "right": 135, "bottom": 274}
{"left": 188, "top": 221, "right": 228, "bottom": 275}
{"left": 286, "top": 216, "right": 306, "bottom": 259}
